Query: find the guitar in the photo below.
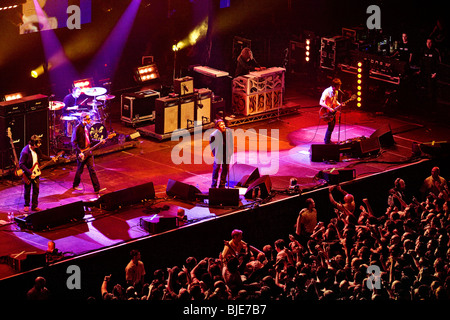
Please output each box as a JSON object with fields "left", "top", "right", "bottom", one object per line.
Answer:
{"left": 319, "top": 94, "right": 357, "bottom": 123}
{"left": 78, "top": 133, "right": 116, "bottom": 161}
{"left": 23, "top": 151, "right": 64, "bottom": 185}
{"left": 6, "top": 128, "right": 23, "bottom": 177}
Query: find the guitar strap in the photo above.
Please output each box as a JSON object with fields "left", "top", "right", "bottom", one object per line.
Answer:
{"left": 84, "top": 126, "right": 90, "bottom": 148}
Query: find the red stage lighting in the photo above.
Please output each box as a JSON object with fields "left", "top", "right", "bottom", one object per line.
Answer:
{"left": 134, "top": 64, "right": 159, "bottom": 83}
{"left": 73, "top": 78, "right": 93, "bottom": 91}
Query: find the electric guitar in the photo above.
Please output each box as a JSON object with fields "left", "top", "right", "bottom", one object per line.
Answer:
{"left": 23, "top": 151, "right": 64, "bottom": 185}
{"left": 6, "top": 128, "right": 22, "bottom": 177}
{"left": 319, "top": 94, "right": 357, "bottom": 123}
{"left": 78, "top": 133, "right": 116, "bottom": 161}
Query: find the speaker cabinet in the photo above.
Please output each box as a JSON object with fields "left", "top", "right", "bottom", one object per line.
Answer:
{"left": 15, "top": 201, "right": 85, "bottom": 231}
{"left": 140, "top": 216, "right": 177, "bottom": 234}
{"left": 370, "top": 124, "right": 395, "bottom": 147}
{"left": 98, "top": 182, "right": 155, "bottom": 211}
{"left": 195, "top": 88, "right": 212, "bottom": 126}
{"left": 229, "top": 164, "right": 260, "bottom": 187}
{"left": 359, "top": 137, "right": 380, "bottom": 156}
{"left": 244, "top": 175, "right": 272, "bottom": 199}
{"left": 174, "top": 76, "right": 194, "bottom": 96}
{"left": 209, "top": 188, "right": 240, "bottom": 207}
{"left": 155, "top": 96, "right": 179, "bottom": 134}
{"left": 166, "top": 179, "right": 201, "bottom": 202}
{"left": 179, "top": 95, "right": 195, "bottom": 130}
{"left": 310, "top": 144, "right": 340, "bottom": 162}
{"left": 321, "top": 168, "right": 356, "bottom": 184}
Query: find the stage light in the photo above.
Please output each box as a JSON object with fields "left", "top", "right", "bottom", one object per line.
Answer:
{"left": 31, "top": 64, "right": 45, "bottom": 78}
{"left": 73, "top": 78, "right": 93, "bottom": 91}
{"left": 173, "top": 17, "right": 208, "bottom": 52}
{"left": 134, "top": 64, "right": 159, "bottom": 83}
{"left": 4, "top": 93, "right": 23, "bottom": 101}
{"left": 357, "top": 61, "right": 363, "bottom": 107}
{"left": 0, "top": 0, "right": 25, "bottom": 11}
{"left": 305, "top": 39, "right": 310, "bottom": 62}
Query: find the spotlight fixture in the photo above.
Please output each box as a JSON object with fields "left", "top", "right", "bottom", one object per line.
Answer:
{"left": 4, "top": 92, "right": 23, "bottom": 102}
{"left": 356, "top": 61, "right": 363, "bottom": 108}
{"left": 0, "top": 0, "right": 25, "bottom": 12}
{"left": 134, "top": 64, "right": 159, "bottom": 83}
{"left": 73, "top": 78, "right": 93, "bottom": 91}
{"left": 305, "top": 39, "right": 310, "bottom": 62}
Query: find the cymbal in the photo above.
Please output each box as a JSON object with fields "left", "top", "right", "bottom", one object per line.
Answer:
{"left": 71, "top": 112, "right": 83, "bottom": 117}
{"left": 49, "top": 101, "right": 65, "bottom": 110}
{"left": 83, "top": 87, "right": 107, "bottom": 97}
{"left": 66, "top": 106, "right": 78, "bottom": 110}
{"left": 61, "top": 116, "right": 78, "bottom": 121}
{"left": 88, "top": 101, "right": 103, "bottom": 106}
{"left": 96, "top": 94, "right": 115, "bottom": 101}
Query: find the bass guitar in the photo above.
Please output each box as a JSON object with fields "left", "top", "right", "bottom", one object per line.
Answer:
{"left": 78, "top": 133, "right": 116, "bottom": 161}
{"left": 6, "top": 127, "right": 22, "bottom": 177}
{"left": 23, "top": 151, "right": 64, "bottom": 185}
{"left": 319, "top": 94, "right": 356, "bottom": 123}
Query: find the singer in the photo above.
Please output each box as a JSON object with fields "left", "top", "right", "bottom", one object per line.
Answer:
{"left": 319, "top": 78, "right": 342, "bottom": 144}
{"left": 234, "top": 47, "right": 265, "bottom": 77}
{"left": 209, "top": 119, "right": 234, "bottom": 188}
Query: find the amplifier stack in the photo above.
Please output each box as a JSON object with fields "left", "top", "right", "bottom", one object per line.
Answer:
{"left": 0, "top": 94, "right": 49, "bottom": 173}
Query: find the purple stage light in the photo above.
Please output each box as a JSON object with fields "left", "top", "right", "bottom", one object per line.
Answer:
{"left": 85, "top": 0, "right": 142, "bottom": 82}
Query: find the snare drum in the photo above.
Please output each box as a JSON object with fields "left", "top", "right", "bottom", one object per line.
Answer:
{"left": 89, "top": 122, "right": 107, "bottom": 141}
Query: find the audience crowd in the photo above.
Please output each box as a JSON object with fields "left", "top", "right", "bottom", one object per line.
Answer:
{"left": 28, "top": 166, "right": 449, "bottom": 301}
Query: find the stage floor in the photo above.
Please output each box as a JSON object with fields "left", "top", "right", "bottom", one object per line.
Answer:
{"left": 0, "top": 78, "right": 449, "bottom": 280}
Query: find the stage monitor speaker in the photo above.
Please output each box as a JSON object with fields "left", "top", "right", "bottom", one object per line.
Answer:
{"left": 179, "top": 95, "right": 195, "bottom": 130}
{"left": 244, "top": 175, "right": 272, "bottom": 199}
{"left": 359, "top": 137, "right": 380, "bottom": 156}
{"left": 155, "top": 96, "right": 179, "bottom": 134}
{"left": 321, "top": 168, "right": 356, "bottom": 184}
{"left": 229, "top": 163, "right": 260, "bottom": 187}
{"left": 98, "top": 182, "right": 155, "bottom": 211}
{"left": 417, "top": 141, "right": 450, "bottom": 157}
{"left": 195, "top": 88, "right": 212, "bottom": 126}
{"left": 209, "top": 188, "right": 240, "bottom": 207}
{"left": 166, "top": 179, "right": 201, "bottom": 202}
{"left": 310, "top": 144, "right": 340, "bottom": 162}
{"left": 140, "top": 216, "right": 177, "bottom": 234}
{"left": 17, "top": 201, "right": 85, "bottom": 231}
{"left": 370, "top": 124, "right": 395, "bottom": 147}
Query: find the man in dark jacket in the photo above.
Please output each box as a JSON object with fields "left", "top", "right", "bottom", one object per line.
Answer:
{"left": 19, "top": 135, "right": 54, "bottom": 212}
{"left": 209, "top": 119, "right": 234, "bottom": 188}
{"left": 71, "top": 113, "right": 102, "bottom": 194}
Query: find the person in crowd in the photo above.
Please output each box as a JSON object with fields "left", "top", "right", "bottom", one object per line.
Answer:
{"left": 125, "top": 249, "right": 146, "bottom": 293}
{"left": 420, "top": 166, "right": 448, "bottom": 199}
{"left": 295, "top": 198, "right": 318, "bottom": 244}
{"left": 27, "top": 276, "right": 49, "bottom": 300}
{"left": 388, "top": 178, "right": 408, "bottom": 210}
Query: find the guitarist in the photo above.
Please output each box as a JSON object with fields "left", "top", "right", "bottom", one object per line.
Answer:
{"left": 19, "top": 135, "right": 56, "bottom": 212}
{"left": 319, "top": 78, "right": 342, "bottom": 144}
{"left": 71, "top": 113, "right": 103, "bottom": 194}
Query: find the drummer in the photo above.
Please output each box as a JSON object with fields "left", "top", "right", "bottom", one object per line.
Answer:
{"left": 63, "top": 86, "right": 87, "bottom": 115}
{"left": 62, "top": 87, "right": 84, "bottom": 136}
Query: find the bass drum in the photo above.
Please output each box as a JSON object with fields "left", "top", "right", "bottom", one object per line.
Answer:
{"left": 89, "top": 122, "right": 107, "bottom": 141}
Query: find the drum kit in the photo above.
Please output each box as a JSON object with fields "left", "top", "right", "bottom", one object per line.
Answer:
{"left": 49, "top": 87, "right": 115, "bottom": 150}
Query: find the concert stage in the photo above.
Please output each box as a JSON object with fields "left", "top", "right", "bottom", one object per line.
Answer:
{"left": 0, "top": 80, "right": 449, "bottom": 298}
